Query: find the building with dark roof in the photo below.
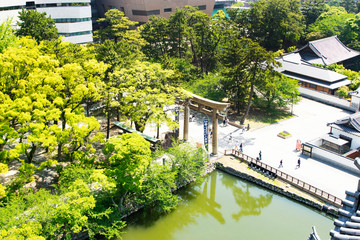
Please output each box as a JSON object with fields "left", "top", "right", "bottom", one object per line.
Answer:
{"left": 294, "top": 36, "right": 360, "bottom": 68}
{"left": 276, "top": 54, "right": 350, "bottom": 95}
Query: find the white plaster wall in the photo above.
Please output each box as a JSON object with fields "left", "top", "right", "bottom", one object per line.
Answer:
{"left": 0, "top": 1, "right": 25, "bottom": 7}
{"left": 37, "top": 6, "right": 91, "bottom": 18}
{"left": 331, "top": 128, "right": 360, "bottom": 149}
{"left": 62, "top": 33, "right": 93, "bottom": 44}
{"left": 56, "top": 21, "right": 92, "bottom": 33}
{"left": 311, "top": 146, "right": 359, "bottom": 176}
{"left": 0, "top": 10, "right": 21, "bottom": 24}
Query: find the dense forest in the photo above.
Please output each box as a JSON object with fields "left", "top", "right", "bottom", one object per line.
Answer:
{"left": 1, "top": 0, "right": 360, "bottom": 239}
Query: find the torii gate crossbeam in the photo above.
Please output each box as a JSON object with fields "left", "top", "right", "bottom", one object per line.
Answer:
{"left": 183, "top": 93, "right": 230, "bottom": 155}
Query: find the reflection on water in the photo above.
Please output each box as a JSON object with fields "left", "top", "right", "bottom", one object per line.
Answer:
{"left": 123, "top": 171, "right": 333, "bottom": 240}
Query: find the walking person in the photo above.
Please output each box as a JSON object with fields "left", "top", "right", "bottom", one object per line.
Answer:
{"left": 228, "top": 133, "right": 232, "bottom": 143}
{"left": 259, "top": 151, "right": 262, "bottom": 160}
{"left": 297, "top": 158, "right": 301, "bottom": 168}
{"left": 240, "top": 143, "right": 243, "bottom": 152}
{"left": 279, "top": 160, "right": 283, "bottom": 168}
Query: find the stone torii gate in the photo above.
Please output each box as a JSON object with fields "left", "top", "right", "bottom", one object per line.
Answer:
{"left": 183, "top": 93, "right": 230, "bottom": 155}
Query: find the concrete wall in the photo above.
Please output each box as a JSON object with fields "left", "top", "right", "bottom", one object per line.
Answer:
{"left": 306, "top": 143, "right": 360, "bottom": 177}
{"left": 97, "top": 0, "right": 215, "bottom": 23}
{"left": 331, "top": 128, "right": 360, "bottom": 150}
{"left": 300, "top": 87, "right": 356, "bottom": 112}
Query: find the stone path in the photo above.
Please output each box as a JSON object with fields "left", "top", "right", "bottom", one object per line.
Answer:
{"left": 177, "top": 98, "right": 360, "bottom": 200}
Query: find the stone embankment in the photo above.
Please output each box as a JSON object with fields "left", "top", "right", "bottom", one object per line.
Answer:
{"left": 215, "top": 156, "right": 338, "bottom": 216}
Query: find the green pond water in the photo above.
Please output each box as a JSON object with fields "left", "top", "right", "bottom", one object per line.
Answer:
{"left": 123, "top": 171, "right": 334, "bottom": 240}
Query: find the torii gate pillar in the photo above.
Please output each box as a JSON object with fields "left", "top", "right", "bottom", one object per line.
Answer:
{"left": 212, "top": 108, "right": 218, "bottom": 155}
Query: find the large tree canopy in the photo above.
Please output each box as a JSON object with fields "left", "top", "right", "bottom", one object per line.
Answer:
{"left": 16, "top": 9, "right": 58, "bottom": 42}
{"left": 228, "top": 0, "right": 305, "bottom": 51}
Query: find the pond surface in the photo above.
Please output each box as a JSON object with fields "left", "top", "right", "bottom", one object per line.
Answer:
{"left": 123, "top": 171, "right": 334, "bottom": 240}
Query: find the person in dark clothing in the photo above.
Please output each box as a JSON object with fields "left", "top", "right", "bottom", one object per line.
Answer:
{"left": 297, "top": 158, "right": 301, "bottom": 168}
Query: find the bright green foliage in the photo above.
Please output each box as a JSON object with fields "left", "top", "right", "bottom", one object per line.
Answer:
{"left": 94, "top": 9, "right": 144, "bottom": 45}
{"left": 0, "top": 18, "right": 17, "bottom": 53}
{"left": 325, "top": 64, "right": 360, "bottom": 88}
{"left": 0, "top": 184, "right": 5, "bottom": 199}
{"left": 337, "top": 85, "right": 350, "bottom": 98}
{"left": 301, "top": 0, "right": 330, "bottom": 26}
{"left": 110, "top": 61, "right": 187, "bottom": 132}
{"left": 256, "top": 73, "right": 300, "bottom": 108}
{"left": 139, "top": 164, "right": 178, "bottom": 213}
{"left": 0, "top": 163, "right": 8, "bottom": 174}
{"left": 166, "top": 142, "right": 207, "bottom": 187}
{"left": 307, "top": 6, "right": 354, "bottom": 39}
{"left": 342, "top": 12, "right": 360, "bottom": 50}
{"left": 229, "top": 0, "right": 305, "bottom": 50}
{"left": 103, "top": 133, "right": 152, "bottom": 194}
{"left": 16, "top": 9, "right": 58, "bottom": 42}
{"left": 185, "top": 73, "right": 227, "bottom": 102}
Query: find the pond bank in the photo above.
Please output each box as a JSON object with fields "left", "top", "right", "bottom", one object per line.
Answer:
{"left": 215, "top": 156, "right": 339, "bottom": 217}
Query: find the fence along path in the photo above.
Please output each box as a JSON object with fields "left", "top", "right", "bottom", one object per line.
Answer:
{"left": 224, "top": 149, "right": 343, "bottom": 207}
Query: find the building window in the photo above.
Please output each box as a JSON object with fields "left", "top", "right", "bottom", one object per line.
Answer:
{"left": 197, "top": 5, "right": 206, "bottom": 10}
{"left": 54, "top": 18, "right": 91, "bottom": 23}
{"left": 309, "top": 83, "right": 317, "bottom": 89}
{"left": 120, "top": 7, "right": 125, "bottom": 13}
{"left": 58, "top": 31, "right": 92, "bottom": 37}
{"left": 164, "top": 8, "right": 172, "bottom": 12}
{"left": 26, "top": 1, "right": 35, "bottom": 9}
{"left": 0, "top": 5, "right": 23, "bottom": 11}
{"left": 132, "top": 9, "right": 160, "bottom": 16}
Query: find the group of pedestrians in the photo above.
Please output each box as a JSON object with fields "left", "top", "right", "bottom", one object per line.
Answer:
{"left": 278, "top": 158, "right": 301, "bottom": 169}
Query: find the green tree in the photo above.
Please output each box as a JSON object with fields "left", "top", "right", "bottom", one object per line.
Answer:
{"left": 301, "top": 0, "right": 330, "bottom": 26}
{"left": 256, "top": 73, "right": 300, "bottom": 109}
{"left": 0, "top": 18, "right": 17, "bottom": 53}
{"left": 103, "top": 133, "right": 152, "bottom": 213}
{"left": 110, "top": 61, "right": 186, "bottom": 132}
{"left": 341, "top": 0, "right": 357, "bottom": 12}
{"left": 140, "top": 16, "right": 170, "bottom": 61}
{"left": 229, "top": 0, "right": 305, "bottom": 51}
{"left": 221, "top": 37, "right": 279, "bottom": 123}
{"left": 342, "top": 12, "right": 360, "bottom": 50}
{"left": 307, "top": 6, "right": 354, "bottom": 39}
{"left": 16, "top": 9, "right": 58, "bottom": 42}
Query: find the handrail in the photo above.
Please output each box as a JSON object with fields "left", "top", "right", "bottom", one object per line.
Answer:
{"left": 224, "top": 149, "right": 343, "bottom": 207}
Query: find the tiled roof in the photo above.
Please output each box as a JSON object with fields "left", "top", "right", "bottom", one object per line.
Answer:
{"left": 333, "top": 112, "right": 360, "bottom": 133}
{"left": 276, "top": 57, "right": 350, "bottom": 89}
{"left": 295, "top": 36, "right": 360, "bottom": 65}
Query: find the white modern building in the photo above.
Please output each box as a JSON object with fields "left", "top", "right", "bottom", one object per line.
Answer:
{"left": 0, "top": 0, "right": 93, "bottom": 44}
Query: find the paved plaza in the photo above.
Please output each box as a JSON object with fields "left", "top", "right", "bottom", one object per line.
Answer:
{"left": 176, "top": 98, "right": 359, "bottom": 200}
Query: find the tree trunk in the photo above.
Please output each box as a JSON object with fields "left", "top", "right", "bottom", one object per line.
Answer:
{"left": 106, "top": 109, "right": 110, "bottom": 139}
{"left": 241, "top": 82, "right": 254, "bottom": 124}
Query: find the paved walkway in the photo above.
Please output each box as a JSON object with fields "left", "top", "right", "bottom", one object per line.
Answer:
{"left": 176, "top": 98, "right": 359, "bottom": 200}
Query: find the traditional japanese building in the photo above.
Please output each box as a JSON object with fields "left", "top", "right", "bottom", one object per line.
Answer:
{"left": 294, "top": 36, "right": 360, "bottom": 69}
{"left": 276, "top": 54, "right": 350, "bottom": 95}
